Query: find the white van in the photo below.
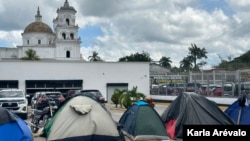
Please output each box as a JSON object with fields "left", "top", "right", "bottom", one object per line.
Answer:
{"left": 0, "top": 89, "right": 28, "bottom": 119}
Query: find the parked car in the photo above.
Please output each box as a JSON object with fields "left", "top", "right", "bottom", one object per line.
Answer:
{"left": 223, "top": 82, "right": 236, "bottom": 97}
{"left": 199, "top": 84, "right": 209, "bottom": 95}
{"left": 185, "top": 82, "right": 201, "bottom": 93}
{"left": 0, "top": 89, "right": 28, "bottom": 119}
{"left": 175, "top": 83, "right": 186, "bottom": 95}
{"left": 76, "top": 89, "right": 106, "bottom": 104}
{"left": 241, "top": 81, "right": 250, "bottom": 95}
{"left": 65, "top": 89, "right": 81, "bottom": 99}
{"left": 211, "top": 87, "right": 223, "bottom": 97}
{"left": 199, "top": 84, "right": 222, "bottom": 96}
{"left": 31, "top": 92, "right": 42, "bottom": 109}
{"left": 36, "top": 91, "right": 65, "bottom": 110}
{"left": 166, "top": 83, "right": 186, "bottom": 95}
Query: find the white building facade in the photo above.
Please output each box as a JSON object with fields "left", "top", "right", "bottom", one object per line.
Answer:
{"left": 0, "top": 61, "right": 149, "bottom": 104}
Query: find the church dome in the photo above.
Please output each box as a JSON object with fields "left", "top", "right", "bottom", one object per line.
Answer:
{"left": 24, "top": 22, "right": 53, "bottom": 33}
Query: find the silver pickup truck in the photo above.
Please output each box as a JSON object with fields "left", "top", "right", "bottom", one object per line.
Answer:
{"left": 0, "top": 89, "right": 28, "bottom": 119}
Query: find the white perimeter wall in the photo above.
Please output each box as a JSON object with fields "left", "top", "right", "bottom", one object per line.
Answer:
{"left": 0, "top": 60, "right": 150, "bottom": 99}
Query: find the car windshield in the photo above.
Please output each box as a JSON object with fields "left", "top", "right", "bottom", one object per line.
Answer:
{"left": 243, "top": 83, "right": 250, "bottom": 90}
{"left": 177, "top": 83, "right": 185, "bottom": 87}
{"left": 200, "top": 86, "right": 207, "bottom": 90}
{"left": 224, "top": 84, "right": 233, "bottom": 91}
{"left": 0, "top": 91, "right": 24, "bottom": 98}
{"left": 187, "top": 83, "right": 200, "bottom": 87}
{"left": 81, "top": 91, "right": 102, "bottom": 97}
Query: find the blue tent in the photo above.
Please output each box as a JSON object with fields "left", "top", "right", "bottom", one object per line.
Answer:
{"left": 119, "top": 101, "right": 168, "bottom": 141}
{"left": 0, "top": 107, "right": 33, "bottom": 141}
{"left": 224, "top": 95, "right": 250, "bottom": 125}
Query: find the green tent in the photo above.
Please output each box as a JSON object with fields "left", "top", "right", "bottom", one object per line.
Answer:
{"left": 119, "top": 101, "right": 169, "bottom": 141}
{"left": 45, "top": 95, "right": 124, "bottom": 141}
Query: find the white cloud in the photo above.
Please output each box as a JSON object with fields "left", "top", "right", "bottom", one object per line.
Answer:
{"left": 1, "top": 0, "right": 250, "bottom": 70}
{"left": 0, "top": 31, "right": 22, "bottom": 47}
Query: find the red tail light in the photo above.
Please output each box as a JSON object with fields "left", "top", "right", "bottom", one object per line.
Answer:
{"left": 58, "top": 97, "right": 65, "bottom": 102}
{"left": 99, "top": 97, "right": 105, "bottom": 101}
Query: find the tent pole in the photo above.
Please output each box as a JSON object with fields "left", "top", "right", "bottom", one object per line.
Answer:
{"left": 237, "top": 92, "right": 246, "bottom": 125}
{"left": 237, "top": 107, "right": 242, "bottom": 125}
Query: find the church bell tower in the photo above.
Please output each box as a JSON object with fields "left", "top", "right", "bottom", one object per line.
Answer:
{"left": 53, "top": 0, "right": 81, "bottom": 60}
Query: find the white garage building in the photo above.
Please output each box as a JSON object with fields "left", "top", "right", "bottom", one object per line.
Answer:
{"left": 0, "top": 60, "right": 149, "bottom": 104}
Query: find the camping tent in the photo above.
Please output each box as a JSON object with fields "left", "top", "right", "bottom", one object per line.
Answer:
{"left": 0, "top": 107, "right": 33, "bottom": 141}
{"left": 224, "top": 94, "right": 250, "bottom": 124}
{"left": 161, "top": 92, "right": 235, "bottom": 140}
{"left": 44, "top": 95, "right": 124, "bottom": 141}
{"left": 119, "top": 101, "right": 169, "bottom": 141}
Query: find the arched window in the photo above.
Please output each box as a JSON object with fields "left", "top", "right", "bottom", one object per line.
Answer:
{"left": 70, "top": 33, "right": 74, "bottom": 39}
{"left": 66, "top": 19, "right": 70, "bottom": 25}
{"left": 62, "top": 33, "right": 66, "bottom": 39}
{"left": 66, "top": 50, "right": 70, "bottom": 58}
{"left": 38, "top": 39, "right": 41, "bottom": 44}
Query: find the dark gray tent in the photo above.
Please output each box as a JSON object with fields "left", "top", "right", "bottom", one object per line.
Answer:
{"left": 161, "top": 92, "right": 235, "bottom": 140}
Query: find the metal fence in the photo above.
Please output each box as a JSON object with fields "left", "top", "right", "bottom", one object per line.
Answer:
{"left": 150, "top": 69, "right": 250, "bottom": 98}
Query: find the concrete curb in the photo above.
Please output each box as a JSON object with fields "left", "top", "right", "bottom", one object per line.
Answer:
{"left": 105, "top": 102, "right": 228, "bottom": 111}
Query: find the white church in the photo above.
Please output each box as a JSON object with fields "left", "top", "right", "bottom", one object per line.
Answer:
{"left": 0, "top": 0, "right": 150, "bottom": 104}
{"left": 0, "top": 0, "right": 81, "bottom": 60}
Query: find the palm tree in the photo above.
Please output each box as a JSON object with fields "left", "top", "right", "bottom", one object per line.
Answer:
{"left": 188, "top": 43, "right": 207, "bottom": 70}
{"left": 159, "top": 56, "right": 172, "bottom": 68}
{"left": 21, "top": 49, "right": 40, "bottom": 60}
{"left": 197, "top": 61, "right": 207, "bottom": 69}
{"left": 128, "top": 86, "right": 145, "bottom": 102}
{"left": 88, "top": 51, "right": 102, "bottom": 61}
{"left": 119, "top": 86, "right": 145, "bottom": 109}
{"left": 111, "top": 89, "right": 127, "bottom": 108}
{"left": 179, "top": 56, "right": 193, "bottom": 72}
{"left": 119, "top": 93, "right": 132, "bottom": 109}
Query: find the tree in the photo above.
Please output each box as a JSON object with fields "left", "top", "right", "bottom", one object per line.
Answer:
{"left": 159, "top": 56, "right": 172, "bottom": 68}
{"left": 119, "top": 86, "right": 145, "bottom": 109}
{"left": 188, "top": 43, "right": 207, "bottom": 70}
{"left": 179, "top": 56, "right": 193, "bottom": 72}
{"left": 88, "top": 51, "right": 102, "bottom": 61}
{"left": 127, "top": 86, "right": 145, "bottom": 102}
{"left": 215, "top": 53, "right": 250, "bottom": 70}
{"left": 118, "top": 51, "right": 152, "bottom": 62}
{"left": 119, "top": 93, "right": 132, "bottom": 109}
{"left": 111, "top": 89, "right": 127, "bottom": 108}
{"left": 21, "top": 49, "right": 40, "bottom": 60}
{"left": 215, "top": 54, "right": 231, "bottom": 70}
{"left": 197, "top": 61, "right": 207, "bottom": 69}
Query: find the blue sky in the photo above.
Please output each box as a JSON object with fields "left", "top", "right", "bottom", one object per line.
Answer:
{"left": 199, "top": 0, "right": 234, "bottom": 15}
{"left": 1, "top": 0, "right": 250, "bottom": 69}
{"left": 0, "top": 41, "right": 8, "bottom": 47}
{"left": 79, "top": 25, "right": 104, "bottom": 47}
